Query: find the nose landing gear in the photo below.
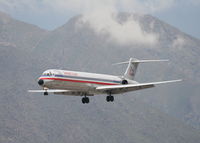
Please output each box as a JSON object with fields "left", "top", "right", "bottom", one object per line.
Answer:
{"left": 44, "top": 91, "right": 48, "bottom": 96}
{"left": 43, "top": 88, "right": 48, "bottom": 96}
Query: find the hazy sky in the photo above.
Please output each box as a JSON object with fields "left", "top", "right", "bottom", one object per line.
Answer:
{"left": 0, "top": 0, "right": 199, "bottom": 39}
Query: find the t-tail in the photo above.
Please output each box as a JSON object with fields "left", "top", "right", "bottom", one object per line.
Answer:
{"left": 114, "top": 58, "right": 169, "bottom": 80}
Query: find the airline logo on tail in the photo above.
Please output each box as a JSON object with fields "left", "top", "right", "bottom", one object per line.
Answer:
{"left": 128, "top": 65, "right": 135, "bottom": 77}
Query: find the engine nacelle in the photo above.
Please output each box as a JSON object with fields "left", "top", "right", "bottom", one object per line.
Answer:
{"left": 122, "top": 79, "right": 128, "bottom": 85}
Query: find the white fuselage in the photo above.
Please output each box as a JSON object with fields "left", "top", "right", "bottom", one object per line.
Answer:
{"left": 29, "top": 58, "right": 181, "bottom": 104}
{"left": 39, "top": 69, "right": 124, "bottom": 95}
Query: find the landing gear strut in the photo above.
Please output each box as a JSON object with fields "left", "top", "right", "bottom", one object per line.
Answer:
{"left": 82, "top": 96, "right": 89, "bottom": 104}
{"left": 44, "top": 88, "right": 48, "bottom": 96}
{"left": 106, "top": 92, "right": 114, "bottom": 102}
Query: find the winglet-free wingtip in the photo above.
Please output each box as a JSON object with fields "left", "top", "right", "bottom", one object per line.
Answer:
{"left": 154, "top": 79, "right": 183, "bottom": 85}
{"left": 170, "top": 79, "right": 183, "bottom": 83}
{"left": 176, "top": 79, "right": 183, "bottom": 82}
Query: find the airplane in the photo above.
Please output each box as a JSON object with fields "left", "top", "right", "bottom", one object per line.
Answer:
{"left": 28, "top": 58, "right": 182, "bottom": 104}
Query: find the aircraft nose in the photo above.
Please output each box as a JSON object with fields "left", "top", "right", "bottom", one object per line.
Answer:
{"left": 38, "top": 79, "right": 44, "bottom": 86}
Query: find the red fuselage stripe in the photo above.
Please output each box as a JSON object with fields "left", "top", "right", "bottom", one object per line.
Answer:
{"left": 40, "top": 77, "right": 120, "bottom": 85}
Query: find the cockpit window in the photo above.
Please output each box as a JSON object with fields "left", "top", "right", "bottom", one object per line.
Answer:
{"left": 42, "top": 71, "right": 54, "bottom": 76}
{"left": 42, "top": 73, "right": 47, "bottom": 76}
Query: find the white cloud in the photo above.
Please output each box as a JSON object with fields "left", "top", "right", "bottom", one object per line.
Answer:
{"left": 0, "top": 0, "right": 176, "bottom": 46}
{"left": 44, "top": 0, "right": 161, "bottom": 45}
{"left": 79, "top": 13, "right": 158, "bottom": 45}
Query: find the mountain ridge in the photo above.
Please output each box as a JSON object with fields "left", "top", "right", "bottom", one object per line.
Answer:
{"left": 0, "top": 11, "right": 200, "bottom": 143}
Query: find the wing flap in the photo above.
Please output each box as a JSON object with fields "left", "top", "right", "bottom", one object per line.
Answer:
{"left": 96, "top": 79, "right": 182, "bottom": 94}
{"left": 28, "top": 89, "right": 69, "bottom": 93}
{"left": 28, "top": 89, "right": 93, "bottom": 96}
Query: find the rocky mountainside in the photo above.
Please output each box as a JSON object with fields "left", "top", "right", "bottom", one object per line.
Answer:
{"left": 34, "top": 13, "right": 200, "bottom": 128}
{"left": 0, "top": 11, "right": 200, "bottom": 143}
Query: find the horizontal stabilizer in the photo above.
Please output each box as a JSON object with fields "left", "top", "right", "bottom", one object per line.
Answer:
{"left": 113, "top": 58, "right": 169, "bottom": 80}
{"left": 113, "top": 59, "right": 169, "bottom": 65}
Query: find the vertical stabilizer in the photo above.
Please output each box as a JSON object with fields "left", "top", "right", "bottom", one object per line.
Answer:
{"left": 124, "top": 58, "right": 139, "bottom": 80}
{"left": 113, "top": 58, "right": 169, "bottom": 80}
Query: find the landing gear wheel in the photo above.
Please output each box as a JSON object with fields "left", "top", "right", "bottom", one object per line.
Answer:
{"left": 85, "top": 97, "right": 89, "bottom": 103}
{"left": 44, "top": 92, "right": 48, "bottom": 96}
{"left": 82, "top": 97, "right": 90, "bottom": 104}
{"left": 106, "top": 95, "right": 114, "bottom": 102}
{"left": 82, "top": 98, "right": 86, "bottom": 104}
{"left": 106, "top": 96, "right": 110, "bottom": 102}
{"left": 110, "top": 96, "right": 114, "bottom": 102}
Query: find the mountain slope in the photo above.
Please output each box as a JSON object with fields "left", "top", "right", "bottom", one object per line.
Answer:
{"left": 34, "top": 13, "right": 200, "bottom": 129}
{"left": 0, "top": 11, "right": 48, "bottom": 49}
{"left": 0, "top": 12, "right": 200, "bottom": 143}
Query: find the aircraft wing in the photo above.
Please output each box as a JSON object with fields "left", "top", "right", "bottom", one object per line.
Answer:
{"left": 96, "top": 79, "right": 182, "bottom": 94}
{"left": 28, "top": 89, "right": 93, "bottom": 96}
{"left": 28, "top": 89, "right": 69, "bottom": 93}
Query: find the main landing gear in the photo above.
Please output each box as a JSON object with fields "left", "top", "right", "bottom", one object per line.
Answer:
{"left": 106, "top": 95, "right": 114, "bottom": 102}
{"left": 81, "top": 93, "right": 114, "bottom": 104}
{"left": 82, "top": 96, "right": 90, "bottom": 104}
{"left": 106, "top": 92, "right": 114, "bottom": 102}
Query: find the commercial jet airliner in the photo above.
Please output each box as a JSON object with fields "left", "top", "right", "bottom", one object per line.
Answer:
{"left": 29, "top": 58, "right": 181, "bottom": 104}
